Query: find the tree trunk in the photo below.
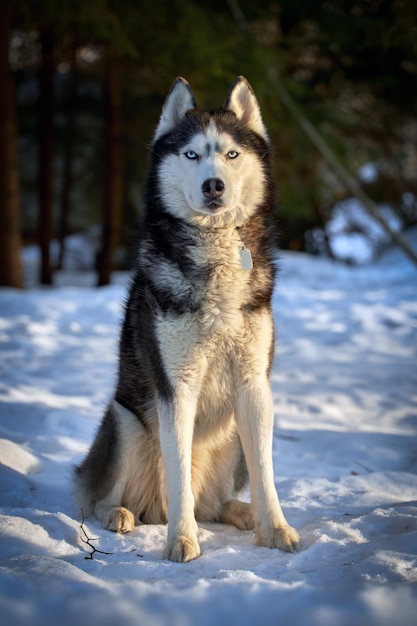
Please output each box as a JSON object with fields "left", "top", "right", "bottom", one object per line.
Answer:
{"left": 0, "top": 1, "right": 23, "bottom": 288}
{"left": 38, "top": 22, "right": 55, "bottom": 285}
{"left": 96, "top": 56, "right": 124, "bottom": 286}
{"left": 57, "top": 41, "right": 77, "bottom": 271}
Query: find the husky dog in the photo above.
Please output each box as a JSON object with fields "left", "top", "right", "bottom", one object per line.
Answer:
{"left": 74, "top": 76, "right": 300, "bottom": 562}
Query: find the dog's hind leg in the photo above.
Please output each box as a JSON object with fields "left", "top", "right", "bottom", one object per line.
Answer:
{"left": 74, "top": 401, "right": 145, "bottom": 533}
{"left": 219, "top": 500, "right": 254, "bottom": 530}
{"left": 94, "top": 490, "right": 135, "bottom": 533}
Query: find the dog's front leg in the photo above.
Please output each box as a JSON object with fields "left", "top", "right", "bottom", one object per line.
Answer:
{"left": 157, "top": 389, "right": 200, "bottom": 562}
{"left": 236, "top": 378, "right": 300, "bottom": 552}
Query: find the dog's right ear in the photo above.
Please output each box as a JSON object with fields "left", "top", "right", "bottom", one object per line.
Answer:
{"left": 153, "top": 77, "right": 196, "bottom": 141}
{"left": 225, "top": 76, "right": 268, "bottom": 140}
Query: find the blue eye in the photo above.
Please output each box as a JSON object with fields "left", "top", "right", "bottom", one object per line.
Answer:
{"left": 228, "top": 150, "right": 239, "bottom": 159}
{"left": 184, "top": 150, "right": 198, "bottom": 160}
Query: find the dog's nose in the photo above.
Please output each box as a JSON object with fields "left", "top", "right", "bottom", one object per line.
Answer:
{"left": 202, "top": 178, "right": 224, "bottom": 198}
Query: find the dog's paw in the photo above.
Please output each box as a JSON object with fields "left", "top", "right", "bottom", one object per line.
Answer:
{"left": 256, "top": 523, "right": 300, "bottom": 553}
{"left": 220, "top": 499, "right": 254, "bottom": 530}
{"left": 164, "top": 534, "right": 201, "bottom": 562}
{"left": 103, "top": 507, "right": 135, "bottom": 533}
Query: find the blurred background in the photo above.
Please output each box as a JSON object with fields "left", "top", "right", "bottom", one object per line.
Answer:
{"left": 1, "top": 0, "right": 416, "bottom": 287}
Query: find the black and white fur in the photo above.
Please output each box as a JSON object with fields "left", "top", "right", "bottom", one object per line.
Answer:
{"left": 74, "top": 76, "right": 300, "bottom": 562}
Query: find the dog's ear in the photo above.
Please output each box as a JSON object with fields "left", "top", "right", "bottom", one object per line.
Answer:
{"left": 154, "top": 77, "right": 196, "bottom": 141}
{"left": 225, "top": 76, "right": 268, "bottom": 140}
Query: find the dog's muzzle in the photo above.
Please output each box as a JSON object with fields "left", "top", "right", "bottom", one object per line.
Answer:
{"left": 202, "top": 178, "right": 225, "bottom": 210}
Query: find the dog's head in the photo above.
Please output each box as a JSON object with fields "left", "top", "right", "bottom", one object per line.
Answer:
{"left": 151, "top": 77, "right": 271, "bottom": 226}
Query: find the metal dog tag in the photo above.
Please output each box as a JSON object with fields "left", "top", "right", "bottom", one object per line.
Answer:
{"left": 240, "top": 246, "right": 253, "bottom": 270}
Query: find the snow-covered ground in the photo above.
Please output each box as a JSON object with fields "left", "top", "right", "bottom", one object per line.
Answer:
{"left": 1, "top": 232, "right": 417, "bottom": 626}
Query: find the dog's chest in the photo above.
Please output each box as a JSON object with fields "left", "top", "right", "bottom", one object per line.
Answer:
{"left": 190, "top": 231, "right": 251, "bottom": 332}
{"left": 142, "top": 228, "right": 252, "bottom": 327}
{"left": 149, "top": 228, "right": 266, "bottom": 387}
{"left": 150, "top": 229, "right": 252, "bottom": 361}
{"left": 198, "top": 265, "right": 246, "bottom": 333}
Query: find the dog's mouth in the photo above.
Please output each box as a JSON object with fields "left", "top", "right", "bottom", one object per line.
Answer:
{"left": 204, "top": 199, "right": 224, "bottom": 212}
{"left": 188, "top": 195, "right": 230, "bottom": 216}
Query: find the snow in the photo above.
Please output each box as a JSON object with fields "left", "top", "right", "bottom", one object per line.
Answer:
{"left": 1, "top": 232, "right": 417, "bottom": 626}
{"left": 358, "top": 162, "right": 378, "bottom": 184}
{"left": 326, "top": 198, "right": 403, "bottom": 264}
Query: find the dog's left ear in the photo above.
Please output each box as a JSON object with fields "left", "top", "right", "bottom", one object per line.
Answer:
{"left": 225, "top": 76, "right": 268, "bottom": 140}
{"left": 154, "top": 77, "right": 196, "bottom": 141}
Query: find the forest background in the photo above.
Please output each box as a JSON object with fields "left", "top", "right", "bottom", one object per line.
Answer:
{"left": 1, "top": 0, "right": 416, "bottom": 288}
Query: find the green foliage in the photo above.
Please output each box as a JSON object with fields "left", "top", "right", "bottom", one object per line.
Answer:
{"left": 11, "top": 0, "right": 417, "bottom": 251}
